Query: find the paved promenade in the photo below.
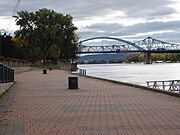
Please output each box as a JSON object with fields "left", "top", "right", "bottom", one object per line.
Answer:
{"left": 0, "top": 70, "right": 180, "bottom": 135}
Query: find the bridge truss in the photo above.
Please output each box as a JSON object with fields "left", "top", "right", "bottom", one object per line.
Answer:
{"left": 79, "top": 36, "right": 180, "bottom": 54}
{"left": 135, "top": 37, "right": 180, "bottom": 51}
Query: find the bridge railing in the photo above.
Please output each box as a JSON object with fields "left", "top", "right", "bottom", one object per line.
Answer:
{"left": 0, "top": 63, "right": 14, "bottom": 83}
{"left": 146, "top": 80, "right": 180, "bottom": 93}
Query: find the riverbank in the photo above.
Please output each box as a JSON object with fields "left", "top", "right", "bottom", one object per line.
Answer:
{"left": 81, "top": 74, "right": 180, "bottom": 97}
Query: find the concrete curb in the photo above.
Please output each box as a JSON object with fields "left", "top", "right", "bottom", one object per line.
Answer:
{"left": 73, "top": 73, "right": 180, "bottom": 98}
{"left": 0, "top": 82, "right": 15, "bottom": 98}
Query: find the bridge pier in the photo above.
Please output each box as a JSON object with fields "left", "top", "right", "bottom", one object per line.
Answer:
{"left": 144, "top": 52, "right": 152, "bottom": 64}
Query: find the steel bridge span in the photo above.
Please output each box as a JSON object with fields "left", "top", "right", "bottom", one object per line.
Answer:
{"left": 79, "top": 36, "right": 180, "bottom": 64}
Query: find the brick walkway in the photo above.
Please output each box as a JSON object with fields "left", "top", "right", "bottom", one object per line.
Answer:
{"left": 0, "top": 70, "right": 180, "bottom": 135}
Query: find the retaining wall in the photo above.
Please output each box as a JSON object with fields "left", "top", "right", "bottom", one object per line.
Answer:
{"left": 14, "top": 66, "right": 31, "bottom": 74}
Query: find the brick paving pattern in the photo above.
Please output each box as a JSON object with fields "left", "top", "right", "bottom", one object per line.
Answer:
{"left": 0, "top": 70, "right": 180, "bottom": 135}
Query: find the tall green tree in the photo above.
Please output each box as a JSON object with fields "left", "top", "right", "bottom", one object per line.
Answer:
{"left": 14, "top": 8, "right": 79, "bottom": 64}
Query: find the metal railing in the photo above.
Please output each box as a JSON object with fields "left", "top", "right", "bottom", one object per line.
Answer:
{"left": 0, "top": 56, "right": 29, "bottom": 67}
{"left": 78, "top": 69, "right": 86, "bottom": 76}
{"left": 146, "top": 80, "right": 180, "bottom": 93}
{"left": 0, "top": 63, "right": 14, "bottom": 83}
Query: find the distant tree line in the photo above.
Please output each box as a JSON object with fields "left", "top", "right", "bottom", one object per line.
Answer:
{"left": 126, "top": 53, "right": 180, "bottom": 63}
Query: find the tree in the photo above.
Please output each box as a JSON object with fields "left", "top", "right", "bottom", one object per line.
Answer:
{"left": 0, "top": 35, "right": 19, "bottom": 58}
{"left": 14, "top": 8, "right": 79, "bottom": 64}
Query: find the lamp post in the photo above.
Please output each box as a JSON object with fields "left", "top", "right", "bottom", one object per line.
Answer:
{"left": 0, "top": 29, "right": 6, "bottom": 56}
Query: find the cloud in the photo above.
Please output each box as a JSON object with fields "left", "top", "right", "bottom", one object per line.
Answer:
{"left": 78, "top": 21, "right": 180, "bottom": 43}
{"left": 0, "top": 0, "right": 176, "bottom": 18}
{"left": 79, "top": 20, "right": 180, "bottom": 35}
{"left": 0, "top": 0, "right": 180, "bottom": 43}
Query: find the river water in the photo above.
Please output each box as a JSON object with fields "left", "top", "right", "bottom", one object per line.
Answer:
{"left": 78, "top": 63, "right": 180, "bottom": 86}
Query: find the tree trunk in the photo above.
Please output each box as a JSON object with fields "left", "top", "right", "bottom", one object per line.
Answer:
{"left": 42, "top": 57, "right": 46, "bottom": 65}
{"left": 33, "top": 60, "right": 37, "bottom": 66}
{"left": 42, "top": 51, "right": 46, "bottom": 65}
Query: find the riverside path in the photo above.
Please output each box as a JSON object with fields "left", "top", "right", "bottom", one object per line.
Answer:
{"left": 0, "top": 69, "right": 180, "bottom": 135}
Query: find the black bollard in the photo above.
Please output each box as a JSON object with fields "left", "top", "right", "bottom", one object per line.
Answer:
{"left": 68, "top": 77, "right": 78, "bottom": 89}
{"left": 49, "top": 67, "right": 52, "bottom": 71}
{"left": 43, "top": 69, "right": 47, "bottom": 74}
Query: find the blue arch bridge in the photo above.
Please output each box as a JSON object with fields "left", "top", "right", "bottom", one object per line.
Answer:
{"left": 78, "top": 36, "right": 180, "bottom": 64}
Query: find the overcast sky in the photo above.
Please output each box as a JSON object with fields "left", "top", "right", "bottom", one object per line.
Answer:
{"left": 0, "top": 0, "right": 180, "bottom": 43}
